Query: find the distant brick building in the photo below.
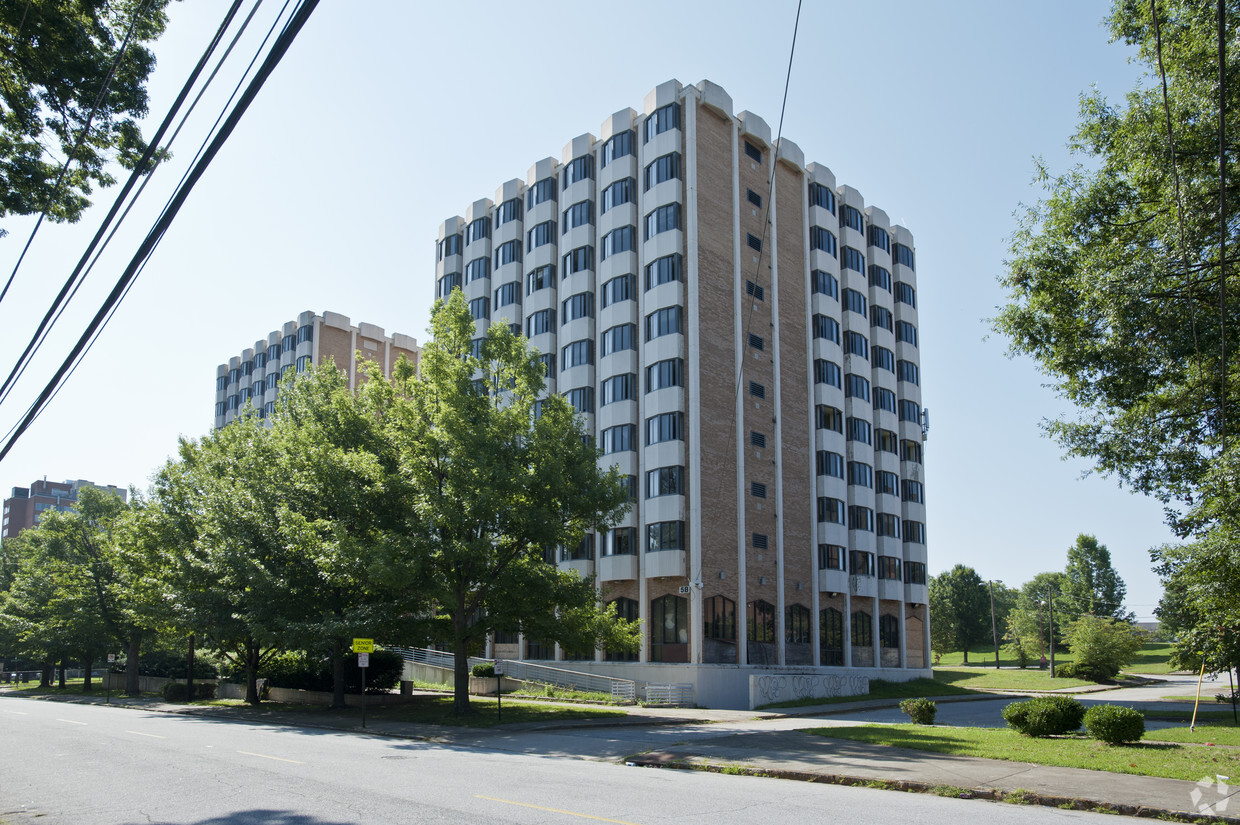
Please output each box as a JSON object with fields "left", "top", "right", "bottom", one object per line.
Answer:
{"left": 2, "top": 478, "right": 129, "bottom": 543}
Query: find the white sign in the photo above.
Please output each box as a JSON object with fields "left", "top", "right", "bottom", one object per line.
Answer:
{"left": 677, "top": 585, "right": 691, "bottom": 595}
{"left": 357, "top": 652, "right": 370, "bottom": 668}
{"left": 107, "top": 654, "right": 115, "bottom": 663}
{"left": 494, "top": 660, "right": 504, "bottom": 676}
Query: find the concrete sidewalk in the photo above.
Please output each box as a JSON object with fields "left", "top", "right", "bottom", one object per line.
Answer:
{"left": 6, "top": 687, "right": 1238, "bottom": 822}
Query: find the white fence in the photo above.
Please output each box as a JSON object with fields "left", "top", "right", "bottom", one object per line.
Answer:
{"left": 389, "top": 647, "right": 638, "bottom": 703}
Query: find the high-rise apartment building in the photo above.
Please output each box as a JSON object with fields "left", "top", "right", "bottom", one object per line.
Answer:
{"left": 2, "top": 478, "right": 128, "bottom": 543}
{"left": 435, "top": 80, "right": 929, "bottom": 707}
{"left": 214, "top": 311, "right": 420, "bottom": 430}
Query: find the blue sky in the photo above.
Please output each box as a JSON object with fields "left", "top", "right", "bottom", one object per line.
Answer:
{"left": 0, "top": 1, "right": 1175, "bottom": 619}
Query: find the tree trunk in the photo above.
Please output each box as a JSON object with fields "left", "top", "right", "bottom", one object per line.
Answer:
{"left": 186, "top": 634, "right": 195, "bottom": 699}
{"left": 452, "top": 595, "right": 471, "bottom": 715}
{"left": 331, "top": 637, "right": 346, "bottom": 709}
{"left": 962, "top": 648, "right": 969, "bottom": 665}
{"left": 125, "top": 633, "right": 142, "bottom": 695}
{"left": 40, "top": 661, "right": 52, "bottom": 687}
{"left": 243, "top": 637, "right": 261, "bottom": 705}
{"left": 83, "top": 651, "right": 93, "bottom": 692}
{"left": 58, "top": 657, "right": 67, "bottom": 688}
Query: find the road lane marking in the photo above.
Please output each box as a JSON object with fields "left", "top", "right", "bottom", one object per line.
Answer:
{"left": 3, "top": 710, "right": 28, "bottom": 715}
{"left": 56, "top": 719, "right": 87, "bottom": 725}
{"left": 237, "top": 751, "right": 304, "bottom": 764}
{"left": 126, "top": 731, "right": 165, "bottom": 739}
{"left": 474, "top": 795, "right": 643, "bottom": 825}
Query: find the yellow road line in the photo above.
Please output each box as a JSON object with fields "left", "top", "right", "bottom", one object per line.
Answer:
{"left": 474, "top": 795, "right": 643, "bottom": 825}
{"left": 56, "top": 718, "right": 87, "bottom": 725}
{"left": 126, "top": 730, "right": 165, "bottom": 739}
{"left": 237, "top": 750, "right": 304, "bottom": 764}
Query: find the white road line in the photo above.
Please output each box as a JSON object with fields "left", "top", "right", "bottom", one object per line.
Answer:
{"left": 3, "top": 710, "right": 28, "bottom": 715}
{"left": 237, "top": 750, "right": 304, "bottom": 764}
{"left": 56, "top": 719, "right": 87, "bottom": 725}
{"left": 126, "top": 731, "right": 165, "bottom": 739}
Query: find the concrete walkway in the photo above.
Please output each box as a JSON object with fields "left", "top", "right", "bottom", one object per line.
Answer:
{"left": 4, "top": 682, "right": 1238, "bottom": 822}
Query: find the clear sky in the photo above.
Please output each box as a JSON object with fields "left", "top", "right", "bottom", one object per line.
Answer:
{"left": 0, "top": 1, "right": 1177, "bottom": 620}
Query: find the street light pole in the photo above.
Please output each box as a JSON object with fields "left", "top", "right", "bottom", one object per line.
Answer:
{"left": 988, "top": 581, "right": 1000, "bottom": 669}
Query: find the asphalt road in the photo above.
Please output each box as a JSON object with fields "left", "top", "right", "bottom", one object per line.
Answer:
{"left": 2, "top": 695, "right": 1133, "bottom": 825}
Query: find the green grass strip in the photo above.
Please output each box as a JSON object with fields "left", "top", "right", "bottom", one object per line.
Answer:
{"left": 807, "top": 724, "right": 1240, "bottom": 781}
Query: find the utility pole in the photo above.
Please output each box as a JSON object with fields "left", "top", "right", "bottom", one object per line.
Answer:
{"left": 988, "top": 581, "right": 1000, "bottom": 669}
{"left": 1047, "top": 588, "right": 1056, "bottom": 679}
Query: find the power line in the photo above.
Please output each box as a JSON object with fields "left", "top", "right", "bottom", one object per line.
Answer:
{"left": 0, "top": 1, "right": 247, "bottom": 410}
{"left": 0, "top": 0, "right": 321, "bottom": 464}
{"left": 6, "top": 1, "right": 291, "bottom": 441}
{"left": 0, "top": 0, "right": 157, "bottom": 307}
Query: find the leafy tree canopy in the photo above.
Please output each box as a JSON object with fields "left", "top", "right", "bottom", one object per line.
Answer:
{"left": 1063, "top": 533, "right": 1130, "bottom": 620}
{"left": 929, "top": 564, "right": 990, "bottom": 663}
{"left": 994, "top": 0, "right": 1240, "bottom": 536}
{"left": 0, "top": 0, "right": 171, "bottom": 229}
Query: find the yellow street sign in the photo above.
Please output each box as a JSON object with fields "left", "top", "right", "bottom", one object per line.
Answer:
{"left": 352, "top": 638, "right": 374, "bottom": 653}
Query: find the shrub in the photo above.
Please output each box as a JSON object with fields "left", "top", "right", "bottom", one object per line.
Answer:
{"left": 1064, "top": 616, "right": 1144, "bottom": 682}
{"left": 1002, "top": 695, "right": 1085, "bottom": 737}
{"left": 1083, "top": 705, "right": 1144, "bottom": 744}
{"left": 112, "top": 649, "right": 218, "bottom": 679}
{"left": 471, "top": 663, "right": 495, "bottom": 678}
{"left": 1054, "top": 661, "right": 1111, "bottom": 682}
{"left": 262, "top": 650, "right": 403, "bottom": 694}
{"left": 160, "top": 681, "right": 217, "bottom": 702}
{"left": 899, "top": 697, "right": 937, "bottom": 725}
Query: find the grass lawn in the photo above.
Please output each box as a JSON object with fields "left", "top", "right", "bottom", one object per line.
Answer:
{"left": 1123, "top": 643, "right": 1178, "bottom": 674}
{"left": 933, "top": 667, "right": 1095, "bottom": 691}
{"left": 194, "top": 694, "right": 625, "bottom": 728}
{"left": 933, "top": 642, "right": 1177, "bottom": 675}
{"left": 757, "top": 678, "right": 979, "bottom": 710}
{"left": 1146, "top": 725, "right": 1240, "bottom": 747}
{"left": 808, "top": 724, "right": 1240, "bottom": 781}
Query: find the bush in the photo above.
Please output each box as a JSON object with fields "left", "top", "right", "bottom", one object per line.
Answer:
{"left": 471, "top": 663, "right": 495, "bottom": 678}
{"left": 1002, "top": 695, "right": 1085, "bottom": 737}
{"left": 160, "top": 681, "right": 217, "bottom": 702}
{"left": 899, "top": 697, "right": 937, "bottom": 725}
{"left": 1083, "top": 705, "right": 1144, "bottom": 744}
{"left": 1064, "top": 616, "right": 1145, "bottom": 682}
{"left": 262, "top": 650, "right": 403, "bottom": 694}
{"left": 112, "top": 648, "right": 218, "bottom": 679}
{"left": 1054, "top": 661, "right": 1112, "bottom": 682}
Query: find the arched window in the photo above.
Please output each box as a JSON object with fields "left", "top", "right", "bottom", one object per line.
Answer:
{"left": 879, "top": 614, "right": 900, "bottom": 649}
{"left": 704, "top": 595, "right": 736, "bottom": 641}
{"left": 606, "top": 598, "right": 639, "bottom": 661}
{"left": 820, "top": 608, "right": 844, "bottom": 666}
{"left": 747, "top": 600, "right": 775, "bottom": 643}
{"left": 851, "top": 610, "right": 873, "bottom": 647}
{"left": 786, "top": 604, "right": 811, "bottom": 645}
{"left": 650, "top": 594, "right": 688, "bottom": 662}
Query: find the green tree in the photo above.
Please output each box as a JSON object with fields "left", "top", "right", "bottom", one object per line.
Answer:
{"left": 1152, "top": 535, "right": 1240, "bottom": 680}
{"left": 259, "top": 360, "right": 428, "bottom": 708}
{"left": 995, "top": 1, "right": 1240, "bottom": 535}
{"left": 149, "top": 414, "right": 303, "bottom": 704}
{"left": 928, "top": 565, "right": 990, "bottom": 664}
{"left": 1004, "top": 571, "right": 1071, "bottom": 665}
{"left": 1063, "top": 534, "right": 1130, "bottom": 620}
{"left": 389, "top": 292, "right": 638, "bottom": 713}
{"left": 1, "top": 0, "right": 172, "bottom": 230}
{"left": 0, "top": 487, "right": 150, "bottom": 691}
{"left": 1062, "top": 614, "right": 1145, "bottom": 681}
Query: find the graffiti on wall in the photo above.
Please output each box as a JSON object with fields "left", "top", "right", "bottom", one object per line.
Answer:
{"left": 751, "top": 673, "right": 870, "bottom": 707}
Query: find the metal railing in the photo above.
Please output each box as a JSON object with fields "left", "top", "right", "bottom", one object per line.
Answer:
{"left": 644, "top": 682, "right": 695, "bottom": 706}
{"left": 388, "top": 647, "right": 638, "bottom": 703}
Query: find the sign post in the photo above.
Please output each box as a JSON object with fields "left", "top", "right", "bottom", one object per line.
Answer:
{"left": 106, "top": 653, "right": 115, "bottom": 704}
{"left": 352, "top": 639, "right": 373, "bottom": 728}
{"left": 494, "top": 660, "right": 503, "bottom": 723}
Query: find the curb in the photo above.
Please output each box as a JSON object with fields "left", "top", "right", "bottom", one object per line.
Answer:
{"left": 624, "top": 755, "right": 1240, "bottom": 824}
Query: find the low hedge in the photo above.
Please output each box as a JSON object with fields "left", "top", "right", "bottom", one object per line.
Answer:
{"left": 160, "top": 681, "right": 217, "bottom": 702}
{"left": 1083, "top": 705, "right": 1144, "bottom": 745}
{"left": 899, "top": 697, "right": 937, "bottom": 725}
{"left": 1002, "top": 695, "right": 1085, "bottom": 737}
